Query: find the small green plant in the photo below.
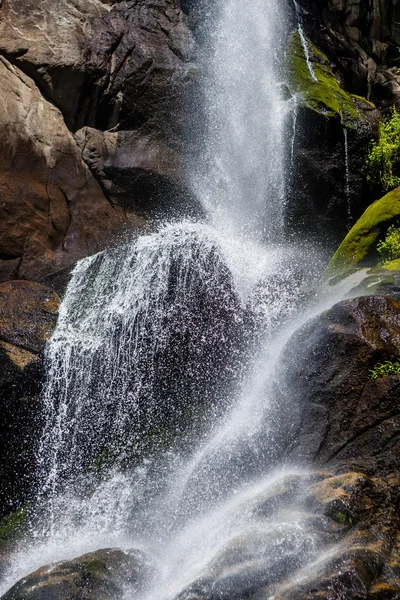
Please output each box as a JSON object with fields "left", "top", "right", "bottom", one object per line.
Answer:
{"left": 377, "top": 225, "right": 400, "bottom": 264}
{"left": 369, "top": 360, "right": 400, "bottom": 380}
{"left": 334, "top": 511, "right": 353, "bottom": 526}
{"left": 365, "top": 107, "right": 400, "bottom": 192}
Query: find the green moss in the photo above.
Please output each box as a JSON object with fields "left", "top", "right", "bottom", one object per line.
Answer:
{"left": 369, "top": 360, "right": 400, "bottom": 380}
{"left": 383, "top": 258, "right": 400, "bottom": 271}
{"left": 286, "top": 32, "right": 362, "bottom": 125}
{"left": 325, "top": 187, "right": 400, "bottom": 274}
{"left": 365, "top": 107, "right": 400, "bottom": 192}
{"left": 84, "top": 559, "right": 109, "bottom": 574}
{"left": 0, "top": 507, "right": 27, "bottom": 552}
{"left": 334, "top": 511, "right": 353, "bottom": 526}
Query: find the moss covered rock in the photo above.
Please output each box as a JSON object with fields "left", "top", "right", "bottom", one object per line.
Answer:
{"left": 326, "top": 187, "right": 400, "bottom": 274}
{"left": 286, "top": 32, "right": 369, "bottom": 125}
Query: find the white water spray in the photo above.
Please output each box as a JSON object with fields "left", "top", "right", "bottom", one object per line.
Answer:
{"left": 194, "top": 0, "right": 289, "bottom": 241}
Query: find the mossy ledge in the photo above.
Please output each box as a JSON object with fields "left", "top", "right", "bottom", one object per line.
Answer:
{"left": 286, "top": 32, "right": 370, "bottom": 126}
{"left": 326, "top": 187, "right": 400, "bottom": 275}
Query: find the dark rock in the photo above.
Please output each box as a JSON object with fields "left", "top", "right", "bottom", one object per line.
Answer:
{"left": 86, "top": 1, "right": 194, "bottom": 141}
{"left": 75, "top": 127, "right": 200, "bottom": 218}
{"left": 0, "top": 340, "right": 42, "bottom": 517}
{"left": 0, "top": 281, "right": 59, "bottom": 354}
{"left": 278, "top": 295, "right": 400, "bottom": 471}
{"left": 294, "top": 0, "right": 400, "bottom": 105}
{"left": 286, "top": 106, "right": 377, "bottom": 248}
{"left": 0, "top": 0, "right": 194, "bottom": 138}
{"left": 0, "top": 281, "right": 59, "bottom": 516}
{"left": 0, "top": 548, "right": 154, "bottom": 600}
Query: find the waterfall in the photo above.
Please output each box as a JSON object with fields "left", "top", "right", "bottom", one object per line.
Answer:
{"left": 0, "top": 1, "right": 353, "bottom": 599}
{"left": 194, "top": 0, "right": 289, "bottom": 242}
{"left": 36, "top": 223, "right": 243, "bottom": 505}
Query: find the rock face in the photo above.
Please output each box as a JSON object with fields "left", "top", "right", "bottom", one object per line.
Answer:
{"left": 0, "top": 0, "right": 194, "bottom": 137}
{"left": 74, "top": 127, "right": 197, "bottom": 217}
{"left": 276, "top": 295, "right": 400, "bottom": 475}
{"left": 0, "top": 57, "right": 142, "bottom": 282}
{"left": 296, "top": 0, "right": 400, "bottom": 104}
{"left": 285, "top": 29, "right": 379, "bottom": 247}
{"left": 0, "top": 281, "right": 59, "bottom": 354}
{"left": 0, "top": 548, "right": 154, "bottom": 600}
{"left": 0, "top": 282, "right": 59, "bottom": 517}
{"left": 0, "top": 0, "right": 195, "bottom": 283}
{"left": 285, "top": 0, "right": 400, "bottom": 247}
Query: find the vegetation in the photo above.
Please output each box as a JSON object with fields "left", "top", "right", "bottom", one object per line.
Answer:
{"left": 0, "top": 506, "right": 27, "bottom": 552}
{"left": 334, "top": 511, "right": 353, "bottom": 526}
{"left": 377, "top": 225, "right": 400, "bottom": 264}
{"left": 365, "top": 108, "right": 400, "bottom": 192}
{"left": 325, "top": 187, "right": 400, "bottom": 274}
{"left": 369, "top": 360, "right": 400, "bottom": 380}
{"left": 286, "top": 32, "right": 362, "bottom": 125}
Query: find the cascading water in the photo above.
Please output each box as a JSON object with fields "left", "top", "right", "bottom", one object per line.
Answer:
{"left": 0, "top": 1, "right": 357, "bottom": 599}
{"left": 193, "top": 0, "right": 289, "bottom": 241}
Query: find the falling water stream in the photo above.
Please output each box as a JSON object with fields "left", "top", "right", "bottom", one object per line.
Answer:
{"left": 0, "top": 1, "right": 357, "bottom": 599}
{"left": 343, "top": 127, "right": 352, "bottom": 226}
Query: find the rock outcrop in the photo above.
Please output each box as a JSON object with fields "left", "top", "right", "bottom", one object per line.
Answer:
{"left": 279, "top": 294, "right": 400, "bottom": 471}
{"left": 0, "top": 548, "right": 154, "bottom": 600}
{"left": 0, "top": 57, "right": 142, "bottom": 282}
{"left": 327, "top": 187, "right": 400, "bottom": 273}
{"left": 0, "top": 0, "right": 195, "bottom": 283}
{"left": 285, "top": 0, "right": 400, "bottom": 247}
{"left": 0, "top": 0, "right": 194, "bottom": 137}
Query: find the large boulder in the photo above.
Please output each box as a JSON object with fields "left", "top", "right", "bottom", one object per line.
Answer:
{"left": 278, "top": 295, "right": 400, "bottom": 472}
{"left": 0, "top": 548, "right": 154, "bottom": 600}
{"left": 326, "top": 187, "right": 400, "bottom": 274}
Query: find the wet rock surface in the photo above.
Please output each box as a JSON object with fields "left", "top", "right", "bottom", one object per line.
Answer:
{"left": 0, "top": 281, "right": 59, "bottom": 354}
{"left": 172, "top": 470, "right": 400, "bottom": 600}
{"left": 279, "top": 295, "right": 400, "bottom": 470}
{"left": 0, "top": 1, "right": 400, "bottom": 599}
{"left": 0, "top": 548, "right": 154, "bottom": 600}
{"left": 0, "top": 281, "right": 59, "bottom": 517}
